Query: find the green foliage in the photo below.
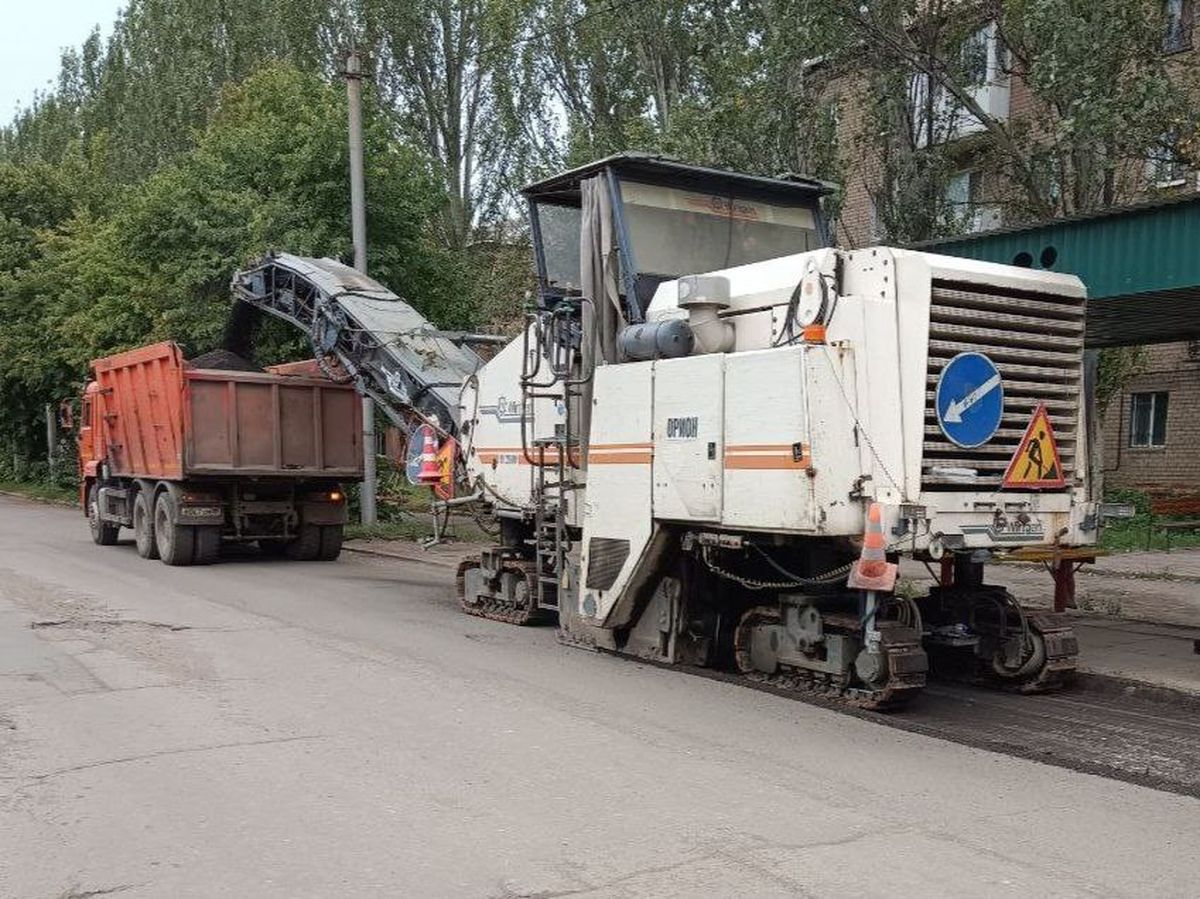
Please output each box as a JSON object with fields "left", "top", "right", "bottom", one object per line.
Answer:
{"left": 2, "top": 0, "right": 337, "bottom": 181}
{"left": 1001, "top": 0, "right": 1197, "bottom": 216}
{"left": 543, "top": 0, "right": 847, "bottom": 184}
{"left": 840, "top": 0, "right": 1200, "bottom": 240}
{"left": 1104, "top": 487, "right": 1152, "bottom": 516}
{"left": 362, "top": 0, "right": 545, "bottom": 248}
{"left": 1101, "top": 516, "right": 1200, "bottom": 554}
{"left": 344, "top": 457, "right": 492, "bottom": 544}
{"left": 2, "top": 0, "right": 1193, "bottom": 480}
{"left": 0, "top": 478, "right": 77, "bottom": 507}
{"left": 1099, "top": 487, "right": 1200, "bottom": 553}
{"left": 0, "top": 63, "right": 459, "bottom": 459}
{"left": 1097, "top": 346, "right": 1149, "bottom": 414}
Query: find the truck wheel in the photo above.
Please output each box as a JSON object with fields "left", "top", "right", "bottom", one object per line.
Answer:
{"left": 317, "top": 525, "right": 344, "bottom": 561}
{"left": 193, "top": 526, "right": 221, "bottom": 565}
{"left": 154, "top": 492, "right": 195, "bottom": 566}
{"left": 284, "top": 523, "right": 322, "bottom": 561}
{"left": 88, "top": 484, "right": 120, "bottom": 546}
{"left": 132, "top": 491, "right": 159, "bottom": 559}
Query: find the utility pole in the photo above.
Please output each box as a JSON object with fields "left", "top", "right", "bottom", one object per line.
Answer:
{"left": 345, "top": 47, "right": 377, "bottom": 525}
{"left": 45, "top": 404, "right": 56, "bottom": 482}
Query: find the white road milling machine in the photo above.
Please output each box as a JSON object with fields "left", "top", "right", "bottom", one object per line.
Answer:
{"left": 234, "top": 153, "right": 1097, "bottom": 709}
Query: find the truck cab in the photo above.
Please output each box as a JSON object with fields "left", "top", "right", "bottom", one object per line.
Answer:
{"left": 76, "top": 380, "right": 103, "bottom": 497}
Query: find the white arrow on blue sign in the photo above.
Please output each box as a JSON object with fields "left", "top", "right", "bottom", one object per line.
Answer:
{"left": 935, "top": 352, "right": 1004, "bottom": 449}
{"left": 405, "top": 424, "right": 436, "bottom": 485}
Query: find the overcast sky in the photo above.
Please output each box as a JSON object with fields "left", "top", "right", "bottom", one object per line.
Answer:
{"left": 1, "top": 1, "right": 125, "bottom": 118}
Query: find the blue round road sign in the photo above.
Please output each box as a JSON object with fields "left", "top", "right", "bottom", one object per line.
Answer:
{"left": 935, "top": 352, "right": 1004, "bottom": 449}
{"left": 405, "top": 424, "right": 436, "bottom": 485}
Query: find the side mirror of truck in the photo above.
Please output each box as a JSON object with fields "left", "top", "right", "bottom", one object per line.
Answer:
{"left": 58, "top": 400, "right": 74, "bottom": 432}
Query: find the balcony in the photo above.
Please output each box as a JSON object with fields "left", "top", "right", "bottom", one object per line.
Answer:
{"left": 912, "top": 22, "right": 1010, "bottom": 147}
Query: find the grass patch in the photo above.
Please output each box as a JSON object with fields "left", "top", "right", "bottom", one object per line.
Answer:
{"left": 345, "top": 513, "right": 493, "bottom": 545}
{"left": 0, "top": 479, "right": 77, "bottom": 506}
{"left": 1101, "top": 516, "right": 1200, "bottom": 553}
{"left": 1096, "top": 488, "right": 1200, "bottom": 553}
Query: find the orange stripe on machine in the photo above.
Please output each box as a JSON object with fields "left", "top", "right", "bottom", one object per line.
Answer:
{"left": 476, "top": 444, "right": 652, "bottom": 466}
{"left": 723, "top": 443, "right": 810, "bottom": 470}
{"left": 590, "top": 442, "right": 653, "bottom": 465}
{"left": 590, "top": 453, "right": 653, "bottom": 465}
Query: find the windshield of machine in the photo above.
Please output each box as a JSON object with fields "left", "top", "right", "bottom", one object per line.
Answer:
{"left": 536, "top": 202, "right": 583, "bottom": 292}
{"left": 620, "top": 181, "right": 818, "bottom": 277}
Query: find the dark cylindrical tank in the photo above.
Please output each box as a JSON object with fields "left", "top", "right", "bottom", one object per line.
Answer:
{"left": 618, "top": 319, "right": 695, "bottom": 361}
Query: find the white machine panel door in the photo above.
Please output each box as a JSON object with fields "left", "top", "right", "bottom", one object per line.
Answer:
{"left": 579, "top": 361, "right": 654, "bottom": 622}
{"left": 653, "top": 354, "right": 724, "bottom": 522}
{"left": 722, "top": 347, "right": 815, "bottom": 531}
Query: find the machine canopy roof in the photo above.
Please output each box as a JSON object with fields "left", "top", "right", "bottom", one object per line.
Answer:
{"left": 521, "top": 152, "right": 834, "bottom": 208}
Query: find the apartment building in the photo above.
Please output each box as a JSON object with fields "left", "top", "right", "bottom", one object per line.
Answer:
{"left": 820, "top": 1, "right": 1200, "bottom": 499}
{"left": 826, "top": 2, "right": 1197, "bottom": 249}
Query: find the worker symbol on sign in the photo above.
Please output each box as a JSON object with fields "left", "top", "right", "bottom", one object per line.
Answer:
{"left": 1020, "top": 426, "right": 1058, "bottom": 482}
{"left": 1003, "top": 404, "right": 1066, "bottom": 489}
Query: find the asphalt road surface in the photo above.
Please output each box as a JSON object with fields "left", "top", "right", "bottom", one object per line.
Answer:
{"left": 1, "top": 495, "right": 1198, "bottom": 898}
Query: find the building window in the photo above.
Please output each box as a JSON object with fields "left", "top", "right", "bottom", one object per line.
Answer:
{"left": 910, "top": 20, "right": 1010, "bottom": 147}
{"left": 1165, "top": 0, "right": 1193, "bottom": 53}
{"left": 1146, "top": 132, "right": 1189, "bottom": 187}
{"left": 961, "top": 24, "right": 991, "bottom": 86}
{"left": 1129, "top": 392, "right": 1169, "bottom": 447}
{"left": 943, "top": 170, "right": 1000, "bottom": 232}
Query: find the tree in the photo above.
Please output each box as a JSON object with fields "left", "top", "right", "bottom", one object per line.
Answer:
{"left": 0, "top": 64, "right": 458, "bottom": 460}
{"left": 1, "top": 0, "right": 337, "bottom": 182}
{"left": 361, "top": 0, "right": 542, "bottom": 249}
{"left": 826, "top": 0, "right": 1199, "bottom": 241}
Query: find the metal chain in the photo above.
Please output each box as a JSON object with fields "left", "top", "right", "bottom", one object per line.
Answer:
{"left": 700, "top": 547, "right": 855, "bottom": 592}
{"left": 818, "top": 343, "right": 901, "bottom": 492}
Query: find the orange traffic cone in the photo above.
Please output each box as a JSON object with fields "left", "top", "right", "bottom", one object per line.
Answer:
{"left": 846, "top": 502, "right": 898, "bottom": 592}
{"left": 417, "top": 427, "right": 442, "bottom": 484}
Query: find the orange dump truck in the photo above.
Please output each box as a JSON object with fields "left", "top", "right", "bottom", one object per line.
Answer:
{"left": 78, "top": 341, "right": 362, "bottom": 565}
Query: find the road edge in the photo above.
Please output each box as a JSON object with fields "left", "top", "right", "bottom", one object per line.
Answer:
{"left": 346, "top": 539, "right": 1200, "bottom": 703}
{"left": 0, "top": 488, "right": 75, "bottom": 508}
{"left": 1071, "top": 670, "right": 1200, "bottom": 709}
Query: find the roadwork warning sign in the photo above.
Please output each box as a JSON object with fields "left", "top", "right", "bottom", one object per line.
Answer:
{"left": 434, "top": 437, "right": 457, "bottom": 500}
{"left": 1003, "top": 404, "right": 1066, "bottom": 489}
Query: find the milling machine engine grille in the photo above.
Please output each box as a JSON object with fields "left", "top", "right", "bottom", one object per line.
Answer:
{"left": 923, "top": 279, "right": 1084, "bottom": 490}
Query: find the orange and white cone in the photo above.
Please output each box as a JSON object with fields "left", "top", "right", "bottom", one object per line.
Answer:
{"left": 846, "top": 502, "right": 898, "bottom": 593}
{"left": 417, "top": 427, "right": 442, "bottom": 484}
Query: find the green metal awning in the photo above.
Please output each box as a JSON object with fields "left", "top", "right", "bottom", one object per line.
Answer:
{"left": 918, "top": 192, "right": 1200, "bottom": 347}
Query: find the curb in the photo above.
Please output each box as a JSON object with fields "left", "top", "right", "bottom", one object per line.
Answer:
{"left": 998, "top": 558, "right": 1200, "bottom": 585}
{"left": 0, "top": 489, "right": 75, "bottom": 508}
{"left": 341, "top": 542, "right": 464, "bottom": 569}
{"left": 1073, "top": 670, "right": 1200, "bottom": 710}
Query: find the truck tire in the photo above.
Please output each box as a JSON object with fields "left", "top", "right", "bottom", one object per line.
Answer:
{"left": 154, "top": 491, "right": 195, "bottom": 566}
{"left": 317, "top": 525, "right": 344, "bottom": 561}
{"left": 132, "top": 491, "right": 159, "bottom": 559}
{"left": 284, "top": 523, "right": 322, "bottom": 561}
{"left": 88, "top": 483, "right": 120, "bottom": 546}
{"left": 193, "top": 526, "right": 221, "bottom": 565}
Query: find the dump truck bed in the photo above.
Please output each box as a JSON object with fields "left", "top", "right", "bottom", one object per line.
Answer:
{"left": 91, "top": 341, "right": 362, "bottom": 480}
